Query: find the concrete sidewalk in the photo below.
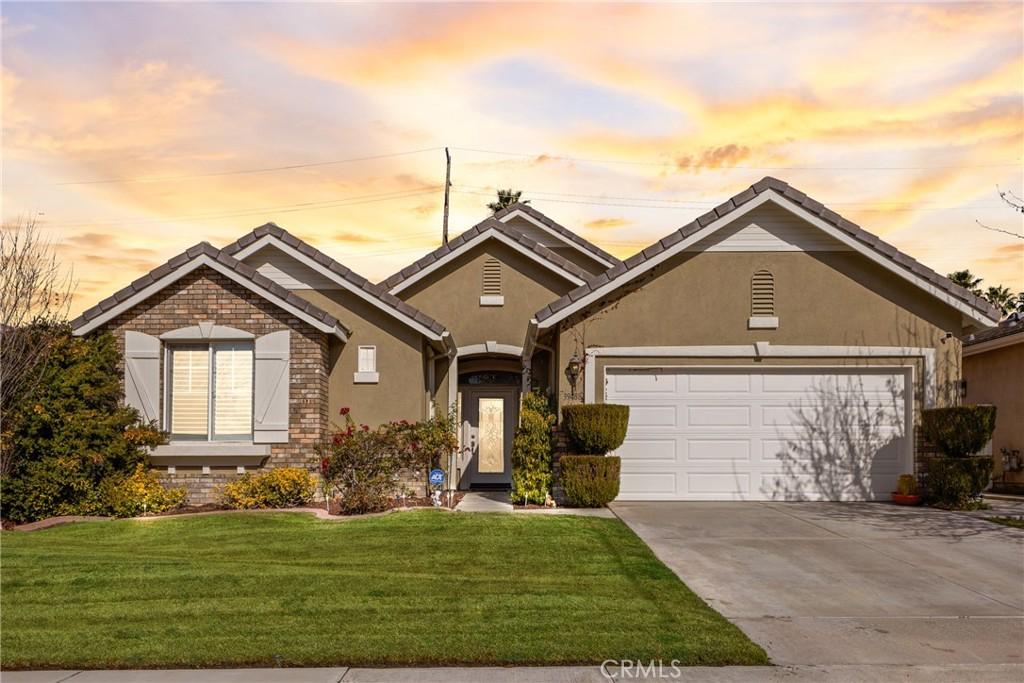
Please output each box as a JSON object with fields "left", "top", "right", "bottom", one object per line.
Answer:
{"left": 4, "top": 664, "right": 1023, "bottom": 682}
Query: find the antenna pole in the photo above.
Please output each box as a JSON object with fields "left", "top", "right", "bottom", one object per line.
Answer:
{"left": 442, "top": 147, "right": 451, "bottom": 246}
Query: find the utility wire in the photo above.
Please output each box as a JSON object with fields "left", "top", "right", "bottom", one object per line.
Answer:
{"left": 451, "top": 146, "right": 1022, "bottom": 171}
{"left": 52, "top": 148, "right": 443, "bottom": 186}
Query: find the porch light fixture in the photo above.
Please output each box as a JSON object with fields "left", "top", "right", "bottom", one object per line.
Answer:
{"left": 565, "top": 353, "right": 583, "bottom": 398}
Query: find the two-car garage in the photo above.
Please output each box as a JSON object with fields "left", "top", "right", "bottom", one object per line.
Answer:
{"left": 605, "top": 366, "right": 913, "bottom": 501}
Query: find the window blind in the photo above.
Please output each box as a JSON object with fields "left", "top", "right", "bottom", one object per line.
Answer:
{"left": 213, "top": 344, "right": 253, "bottom": 439}
{"left": 170, "top": 346, "right": 209, "bottom": 438}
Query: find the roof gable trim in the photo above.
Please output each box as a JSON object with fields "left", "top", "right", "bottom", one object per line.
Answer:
{"left": 498, "top": 208, "right": 616, "bottom": 267}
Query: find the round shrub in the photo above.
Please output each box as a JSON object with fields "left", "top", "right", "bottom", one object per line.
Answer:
{"left": 920, "top": 406, "right": 997, "bottom": 458}
{"left": 924, "top": 457, "right": 993, "bottom": 509}
{"left": 100, "top": 464, "right": 186, "bottom": 517}
{"left": 561, "top": 404, "right": 630, "bottom": 455}
{"left": 560, "top": 455, "right": 621, "bottom": 507}
{"left": 221, "top": 467, "right": 317, "bottom": 509}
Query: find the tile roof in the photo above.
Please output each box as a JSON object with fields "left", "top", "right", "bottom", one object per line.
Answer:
{"left": 534, "top": 176, "right": 1002, "bottom": 325}
{"left": 379, "top": 217, "right": 593, "bottom": 291}
{"left": 492, "top": 202, "right": 621, "bottom": 266}
{"left": 963, "top": 313, "right": 1024, "bottom": 346}
{"left": 70, "top": 241, "right": 351, "bottom": 337}
{"left": 221, "top": 223, "right": 448, "bottom": 337}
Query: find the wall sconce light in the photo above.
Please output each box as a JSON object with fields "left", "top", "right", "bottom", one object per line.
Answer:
{"left": 565, "top": 353, "right": 583, "bottom": 398}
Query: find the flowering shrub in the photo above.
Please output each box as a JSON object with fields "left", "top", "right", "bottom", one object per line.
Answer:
{"left": 318, "top": 406, "right": 458, "bottom": 514}
{"left": 221, "top": 467, "right": 317, "bottom": 509}
{"left": 100, "top": 464, "right": 186, "bottom": 517}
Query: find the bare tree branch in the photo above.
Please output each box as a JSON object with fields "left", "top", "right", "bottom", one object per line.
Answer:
{"left": 976, "top": 219, "right": 1024, "bottom": 240}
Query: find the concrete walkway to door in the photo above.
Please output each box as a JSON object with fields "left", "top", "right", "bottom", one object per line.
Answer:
{"left": 612, "top": 501, "right": 1024, "bottom": 666}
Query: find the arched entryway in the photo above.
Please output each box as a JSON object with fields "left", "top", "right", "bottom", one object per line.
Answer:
{"left": 455, "top": 352, "right": 523, "bottom": 490}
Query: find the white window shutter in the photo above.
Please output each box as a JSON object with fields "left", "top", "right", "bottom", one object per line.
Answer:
{"left": 124, "top": 331, "right": 161, "bottom": 425}
{"left": 254, "top": 330, "right": 290, "bottom": 443}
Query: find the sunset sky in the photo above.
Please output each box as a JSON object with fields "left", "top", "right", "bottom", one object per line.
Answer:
{"left": 3, "top": 1, "right": 1022, "bottom": 314}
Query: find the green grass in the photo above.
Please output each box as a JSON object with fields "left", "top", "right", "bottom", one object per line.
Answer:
{"left": 986, "top": 516, "right": 1024, "bottom": 529}
{"left": 0, "top": 511, "right": 767, "bottom": 669}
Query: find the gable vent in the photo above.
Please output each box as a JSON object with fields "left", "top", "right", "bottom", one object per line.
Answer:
{"left": 751, "top": 270, "right": 775, "bottom": 316}
{"left": 482, "top": 259, "right": 502, "bottom": 296}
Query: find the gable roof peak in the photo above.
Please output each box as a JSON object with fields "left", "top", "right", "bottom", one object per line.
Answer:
{"left": 492, "top": 201, "right": 621, "bottom": 267}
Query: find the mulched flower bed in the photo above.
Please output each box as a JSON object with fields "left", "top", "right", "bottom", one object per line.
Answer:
{"left": 326, "top": 492, "right": 465, "bottom": 516}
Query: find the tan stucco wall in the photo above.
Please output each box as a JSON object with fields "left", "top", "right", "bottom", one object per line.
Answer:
{"left": 297, "top": 289, "right": 430, "bottom": 427}
{"left": 398, "top": 239, "right": 577, "bottom": 349}
{"left": 553, "top": 249, "right": 963, "bottom": 408}
{"left": 964, "top": 340, "right": 1024, "bottom": 482}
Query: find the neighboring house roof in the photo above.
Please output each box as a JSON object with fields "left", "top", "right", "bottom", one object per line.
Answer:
{"left": 221, "top": 223, "right": 451, "bottom": 344}
{"left": 493, "top": 202, "right": 621, "bottom": 268}
{"left": 531, "top": 176, "right": 1002, "bottom": 329}
{"left": 381, "top": 217, "right": 592, "bottom": 294}
{"left": 963, "top": 313, "right": 1024, "bottom": 355}
{"left": 70, "top": 242, "right": 351, "bottom": 340}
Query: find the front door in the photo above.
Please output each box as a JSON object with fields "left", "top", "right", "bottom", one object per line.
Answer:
{"left": 460, "top": 386, "right": 517, "bottom": 489}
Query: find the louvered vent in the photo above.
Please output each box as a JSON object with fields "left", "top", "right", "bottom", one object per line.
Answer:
{"left": 482, "top": 259, "right": 502, "bottom": 296}
{"left": 751, "top": 270, "right": 775, "bottom": 316}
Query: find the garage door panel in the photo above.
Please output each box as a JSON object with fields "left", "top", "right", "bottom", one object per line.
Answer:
{"left": 607, "top": 366, "right": 912, "bottom": 502}
{"left": 688, "top": 405, "right": 751, "bottom": 427}
{"left": 609, "top": 372, "right": 678, "bottom": 395}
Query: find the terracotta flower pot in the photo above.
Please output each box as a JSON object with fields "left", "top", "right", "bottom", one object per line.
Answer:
{"left": 891, "top": 493, "right": 922, "bottom": 506}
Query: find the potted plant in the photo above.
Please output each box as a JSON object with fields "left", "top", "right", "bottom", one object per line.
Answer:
{"left": 891, "top": 474, "right": 921, "bottom": 505}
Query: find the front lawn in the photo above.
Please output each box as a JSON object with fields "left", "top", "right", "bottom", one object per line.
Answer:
{"left": 1, "top": 512, "right": 767, "bottom": 668}
{"left": 986, "top": 516, "right": 1024, "bottom": 529}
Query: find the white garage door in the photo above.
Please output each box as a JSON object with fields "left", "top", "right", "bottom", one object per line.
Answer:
{"left": 605, "top": 366, "right": 911, "bottom": 501}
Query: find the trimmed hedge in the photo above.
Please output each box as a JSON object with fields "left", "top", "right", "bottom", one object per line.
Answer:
{"left": 925, "top": 457, "right": 993, "bottom": 509}
{"left": 221, "top": 467, "right": 317, "bottom": 509}
{"left": 561, "top": 455, "right": 621, "bottom": 507}
{"left": 561, "top": 404, "right": 630, "bottom": 455}
{"left": 920, "top": 406, "right": 997, "bottom": 458}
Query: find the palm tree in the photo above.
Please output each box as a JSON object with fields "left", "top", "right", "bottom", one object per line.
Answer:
{"left": 985, "top": 285, "right": 1016, "bottom": 316}
{"left": 487, "top": 189, "right": 527, "bottom": 213}
{"left": 948, "top": 269, "right": 984, "bottom": 296}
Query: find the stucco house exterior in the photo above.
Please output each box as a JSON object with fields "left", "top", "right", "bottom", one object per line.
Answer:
{"left": 70, "top": 177, "right": 1002, "bottom": 503}
{"left": 962, "top": 315, "right": 1024, "bottom": 492}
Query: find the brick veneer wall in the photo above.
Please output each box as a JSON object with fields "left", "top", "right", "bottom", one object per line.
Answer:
{"left": 99, "top": 266, "right": 329, "bottom": 504}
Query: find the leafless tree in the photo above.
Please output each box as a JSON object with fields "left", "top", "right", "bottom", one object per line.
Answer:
{"left": 976, "top": 186, "right": 1024, "bottom": 239}
{"left": 1, "top": 217, "right": 75, "bottom": 474}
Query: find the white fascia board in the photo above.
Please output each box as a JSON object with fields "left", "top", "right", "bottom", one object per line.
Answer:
{"left": 539, "top": 190, "right": 998, "bottom": 329}
{"left": 963, "top": 331, "right": 1024, "bottom": 356}
{"left": 457, "top": 342, "right": 524, "bottom": 357}
{"left": 583, "top": 343, "right": 936, "bottom": 407}
{"left": 232, "top": 236, "right": 443, "bottom": 341}
{"left": 499, "top": 209, "right": 616, "bottom": 268}
{"left": 388, "top": 230, "right": 587, "bottom": 295}
{"left": 73, "top": 254, "right": 347, "bottom": 341}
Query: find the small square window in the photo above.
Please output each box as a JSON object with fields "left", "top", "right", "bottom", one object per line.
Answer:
{"left": 358, "top": 346, "right": 377, "bottom": 373}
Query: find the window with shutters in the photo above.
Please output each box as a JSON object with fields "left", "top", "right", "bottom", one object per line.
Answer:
{"left": 480, "top": 258, "right": 504, "bottom": 305}
{"left": 748, "top": 270, "right": 779, "bottom": 329}
{"left": 168, "top": 342, "right": 254, "bottom": 441}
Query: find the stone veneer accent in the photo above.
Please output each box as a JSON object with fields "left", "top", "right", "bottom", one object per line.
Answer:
{"left": 99, "top": 266, "right": 329, "bottom": 504}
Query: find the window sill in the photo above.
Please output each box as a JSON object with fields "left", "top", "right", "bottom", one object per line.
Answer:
{"left": 353, "top": 371, "right": 379, "bottom": 384}
{"left": 479, "top": 295, "right": 504, "bottom": 306}
{"left": 149, "top": 442, "right": 270, "bottom": 467}
{"left": 748, "top": 316, "right": 779, "bottom": 330}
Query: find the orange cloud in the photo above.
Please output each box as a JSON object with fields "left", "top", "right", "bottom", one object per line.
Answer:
{"left": 584, "top": 217, "right": 631, "bottom": 230}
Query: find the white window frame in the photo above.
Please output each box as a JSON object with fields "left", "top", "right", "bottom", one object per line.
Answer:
{"left": 164, "top": 342, "right": 255, "bottom": 442}
{"left": 354, "top": 345, "right": 379, "bottom": 384}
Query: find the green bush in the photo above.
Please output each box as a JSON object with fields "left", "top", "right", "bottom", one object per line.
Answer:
{"left": 561, "top": 404, "right": 630, "bottom": 455}
{"left": 924, "top": 457, "right": 993, "bottom": 509}
{"left": 1, "top": 327, "right": 166, "bottom": 523}
{"left": 510, "top": 392, "right": 555, "bottom": 505}
{"left": 560, "top": 455, "right": 621, "bottom": 507}
{"left": 221, "top": 467, "right": 317, "bottom": 509}
{"left": 318, "top": 413, "right": 408, "bottom": 515}
{"left": 920, "top": 406, "right": 997, "bottom": 458}
{"left": 100, "top": 464, "right": 186, "bottom": 517}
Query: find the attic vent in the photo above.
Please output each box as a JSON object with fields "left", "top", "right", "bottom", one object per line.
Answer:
{"left": 751, "top": 270, "right": 775, "bottom": 316}
{"left": 482, "top": 259, "right": 502, "bottom": 296}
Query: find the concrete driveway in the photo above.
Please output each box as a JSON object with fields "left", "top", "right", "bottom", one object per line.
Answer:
{"left": 612, "top": 501, "right": 1024, "bottom": 666}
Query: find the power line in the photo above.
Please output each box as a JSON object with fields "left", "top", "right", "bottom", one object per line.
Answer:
{"left": 45, "top": 187, "right": 442, "bottom": 228}
{"left": 52, "top": 148, "right": 442, "bottom": 186}
{"left": 451, "top": 187, "right": 1005, "bottom": 212}
{"left": 451, "top": 146, "right": 1022, "bottom": 171}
